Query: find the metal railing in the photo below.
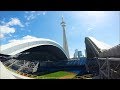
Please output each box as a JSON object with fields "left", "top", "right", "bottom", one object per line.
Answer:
{"left": 97, "top": 58, "right": 120, "bottom": 79}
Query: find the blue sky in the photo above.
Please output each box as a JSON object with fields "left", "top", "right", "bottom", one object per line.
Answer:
{"left": 0, "top": 11, "right": 119, "bottom": 58}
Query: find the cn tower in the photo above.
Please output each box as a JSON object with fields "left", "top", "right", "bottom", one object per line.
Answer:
{"left": 61, "top": 16, "right": 70, "bottom": 58}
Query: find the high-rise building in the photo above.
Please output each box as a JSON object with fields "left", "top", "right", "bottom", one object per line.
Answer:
{"left": 61, "top": 16, "right": 70, "bottom": 58}
{"left": 74, "top": 49, "right": 83, "bottom": 59}
{"left": 78, "top": 51, "right": 83, "bottom": 58}
{"left": 74, "top": 49, "right": 78, "bottom": 59}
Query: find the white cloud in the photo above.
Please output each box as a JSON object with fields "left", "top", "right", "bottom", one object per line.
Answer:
{"left": 6, "top": 18, "right": 24, "bottom": 27}
{"left": 9, "top": 35, "right": 39, "bottom": 43}
{"left": 0, "top": 26, "right": 15, "bottom": 38}
{"left": 0, "top": 33, "right": 4, "bottom": 38}
{"left": 24, "top": 11, "right": 47, "bottom": 27}
{"left": 22, "top": 35, "right": 38, "bottom": 40}
{"left": 0, "top": 18, "right": 23, "bottom": 38}
{"left": 0, "top": 26, "right": 15, "bottom": 34}
{"left": 9, "top": 39, "right": 21, "bottom": 43}
{"left": 25, "top": 11, "right": 46, "bottom": 21}
{"left": 26, "top": 13, "right": 35, "bottom": 21}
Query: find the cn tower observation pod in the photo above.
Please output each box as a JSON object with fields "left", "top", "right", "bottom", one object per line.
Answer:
{"left": 0, "top": 38, "right": 69, "bottom": 61}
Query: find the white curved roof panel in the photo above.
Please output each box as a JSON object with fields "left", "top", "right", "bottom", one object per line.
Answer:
{"left": 88, "top": 37, "right": 112, "bottom": 51}
{"left": 1, "top": 38, "right": 58, "bottom": 50}
{"left": 0, "top": 38, "right": 69, "bottom": 58}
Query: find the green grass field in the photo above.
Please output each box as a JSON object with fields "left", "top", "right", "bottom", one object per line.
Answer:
{"left": 36, "top": 71, "right": 76, "bottom": 79}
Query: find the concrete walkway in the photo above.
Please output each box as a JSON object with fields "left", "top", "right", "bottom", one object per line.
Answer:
{"left": 0, "top": 61, "right": 32, "bottom": 79}
{"left": 0, "top": 61, "right": 16, "bottom": 79}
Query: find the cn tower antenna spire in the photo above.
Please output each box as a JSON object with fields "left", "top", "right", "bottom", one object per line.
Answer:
{"left": 60, "top": 16, "right": 70, "bottom": 58}
{"left": 62, "top": 16, "right": 64, "bottom": 22}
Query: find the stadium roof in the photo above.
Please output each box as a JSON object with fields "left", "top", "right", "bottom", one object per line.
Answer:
{"left": 88, "top": 37, "right": 112, "bottom": 52}
{"left": 0, "top": 37, "right": 69, "bottom": 59}
{"left": 85, "top": 37, "right": 113, "bottom": 58}
{"left": 1, "top": 37, "right": 59, "bottom": 51}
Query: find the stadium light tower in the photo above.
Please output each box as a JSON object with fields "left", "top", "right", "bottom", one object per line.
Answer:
{"left": 61, "top": 16, "right": 70, "bottom": 58}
